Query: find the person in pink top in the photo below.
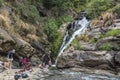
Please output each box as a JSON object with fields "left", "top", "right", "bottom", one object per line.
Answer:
{"left": 22, "top": 57, "right": 27, "bottom": 67}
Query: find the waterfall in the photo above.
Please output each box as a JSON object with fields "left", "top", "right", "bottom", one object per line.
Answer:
{"left": 55, "top": 17, "right": 89, "bottom": 65}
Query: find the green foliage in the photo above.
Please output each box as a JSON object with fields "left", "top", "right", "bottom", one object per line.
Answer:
{"left": 50, "top": 35, "right": 61, "bottom": 57}
{"left": 99, "top": 43, "right": 113, "bottom": 50}
{"left": 0, "top": 0, "right": 4, "bottom": 7}
{"left": 99, "top": 29, "right": 120, "bottom": 39}
{"left": 44, "top": 17, "right": 61, "bottom": 57}
{"left": 56, "top": 15, "right": 73, "bottom": 27}
{"left": 109, "top": 4, "right": 120, "bottom": 17}
{"left": 105, "top": 29, "right": 120, "bottom": 37}
{"left": 16, "top": 1, "right": 40, "bottom": 23}
{"left": 44, "top": 15, "right": 73, "bottom": 57}
{"left": 76, "top": 34, "right": 89, "bottom": 42}
{"left": 86, "top": 0, "right": 114, "bottom": 19}
{"left": 44, "top": 18, "right": 58, "bottom": 42}
{"left": 89, "top": 38, "right": 96, "bottom": 44}
{"left": 42, "top": 0, "right": 88, "bottom": 12}
{"left": 71, "top": 38, "right": 86, "bottom": 50}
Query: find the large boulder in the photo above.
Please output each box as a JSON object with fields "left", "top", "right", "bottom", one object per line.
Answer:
{"left": 13, "top": 37, "right": 35, "bottom": 57}
{"left": 57, "top": 50, "right": 119, "bottom": 70}
{"left": 0, "top": 28, "right": 15, "bottom": 52}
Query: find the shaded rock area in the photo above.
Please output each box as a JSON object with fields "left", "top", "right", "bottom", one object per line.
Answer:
{"left": 57, "top": 51, "right": 120, "bottom": 74}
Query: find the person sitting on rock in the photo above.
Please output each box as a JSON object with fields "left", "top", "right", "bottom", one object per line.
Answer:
{"left": 67, "top": 44, "right": 74, "bottom": 53}
{"left": 25, "top": 62, "right": 33, "bottom": 72}
{"left": 2, "top": 60, "right": 10, "bottom": 70}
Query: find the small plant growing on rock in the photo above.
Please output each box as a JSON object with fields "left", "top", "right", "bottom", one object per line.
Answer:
{"left": 99, "top": 43, "right": 113, "bottom": 50}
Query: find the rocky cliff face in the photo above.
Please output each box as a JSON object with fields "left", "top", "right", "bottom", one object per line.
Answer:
{"left": 57, "top": 20, "right": 120, "bottom": 75}
{"left": 0, "top": 5, "right": 48, "bottom": 66}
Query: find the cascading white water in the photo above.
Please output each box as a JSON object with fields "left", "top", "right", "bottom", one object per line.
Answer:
{"left": 59, "top": 17, "right": 89, "bottom": 56}
{"left": 55, "top": 17, "right": 89, "bottom": 65}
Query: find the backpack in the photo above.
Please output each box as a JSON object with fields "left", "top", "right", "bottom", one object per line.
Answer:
{"left": 22, "top": 73, "right": 29, "bottom": 78}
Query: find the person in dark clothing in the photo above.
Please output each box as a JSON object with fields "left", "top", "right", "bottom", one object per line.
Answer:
{"left": 43, "top": 51, "right": 51, "bottom": 67}
{"left": 67, "top": 23, "right": 72, "bottom": 30}
{"left": 7, "top": 49, "right": 15, "bottom": 59}
{"left": 7, "top": 49, "right": 15, "bottom": 69}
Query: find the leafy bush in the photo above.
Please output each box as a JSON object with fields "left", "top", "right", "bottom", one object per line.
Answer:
{"left": 110, "top": 4, "right": 120, "bottom": 17}
{"left": 86, "top": 0, "right": 114, "bottom": 19}
{"left": 99, "top": 43, "right": 113, "bottom": 50}
{"left": 44, "top": 17, "right": 61, "bottom": 57}
{"left": 44, "top": 15, "right": 73, "bottom": 57}
{"left": 89, "top": 38, "right": 96, "bottom": 44}
{"left": 76, "top": 34, "right": 89, "bottom": 42}
{"left": 105, "top": 29, "right": 120, "bottom": 37}
{"left": 16, "top": 1, "right": 40, "bottom": 24}
{"left": 56, "top": 15, "right": 73, "bottom": 27}
{"left": 71, "top": 38, "right": 86, "bottom": 50}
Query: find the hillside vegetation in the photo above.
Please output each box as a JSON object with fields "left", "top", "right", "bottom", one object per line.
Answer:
{"left": 0, "top": 0, "right": 120, "bottom": 65}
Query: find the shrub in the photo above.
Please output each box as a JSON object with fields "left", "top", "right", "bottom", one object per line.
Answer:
{"left": 89, "top": 38, "right": 96, "bottom": 44}
{"left": 76, "top": 34, "right": 89, "bottom": 42}
{"left": 56, "top": 15, "right": 73, "bottom": 27}
{"left": 71, "top": 38, "right": 86, "bottom": 50}
{"left": 86, "top": 0, "right": 114, "bottom": 19}
{"left": 16, "top": 1, "right": 40, "bottom": 24}
{"left": 110, "top": 4, "right": 120, "bottom": 17}
{"left": 105, "top": 29, "right": 120, "bottom": 37}
{"left": 99, "top": 43, "right": 113, "bottom": 50}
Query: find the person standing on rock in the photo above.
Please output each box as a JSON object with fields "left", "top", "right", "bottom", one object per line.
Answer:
{"left": 43, "top": 51, "right": 52, "bottom": 67}
{"left": 99, "top": 17, "right": 106, "bottom": 34}
{"left": 22, "top": 56, "right": 27, "bottom": 68}
{"left": 7, "top": 49, "right": 15, "bottom": 69}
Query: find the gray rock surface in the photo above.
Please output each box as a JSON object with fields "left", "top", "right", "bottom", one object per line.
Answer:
{"left": 57, "top": 50, "right": 120, "bottom": 71}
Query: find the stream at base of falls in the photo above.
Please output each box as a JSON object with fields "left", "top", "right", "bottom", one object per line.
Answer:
{"left": 33, "top": 69, "right": 120, "bottom": 80}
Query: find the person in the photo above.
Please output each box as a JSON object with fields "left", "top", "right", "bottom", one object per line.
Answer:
{"left": 111, "top": 19, "right": 116, "bottom": 27}
{"left": 99, "top": 17, "right": 104, "bottom": 28}
{"left": 99, "top": 17, "right": 106, "bottom": 34}
{"left": 39, "top": 63, "right": 43, "bottom": 69}
{"left": 87, "top": 23, "right": 92, "bottom": 32}
{"left": 67, "top": 44, "right": 74, "bottom": 53}
{"left": 3, "top": 61, "right": 10, "bottom": 70}
{"left": 43, "top": 51, "right": 51, "bottom": 67}
{"left": 22, "top": 56, "right": 27, "bottom": 67}
{"left": 25, "top": 62, "right": 33, "bottom": 72}
{"left": 7, "top": 49, "right": 15, "bottom": 69}
{"left": 19, "top": 56, "right": 23, "bottom": 67}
